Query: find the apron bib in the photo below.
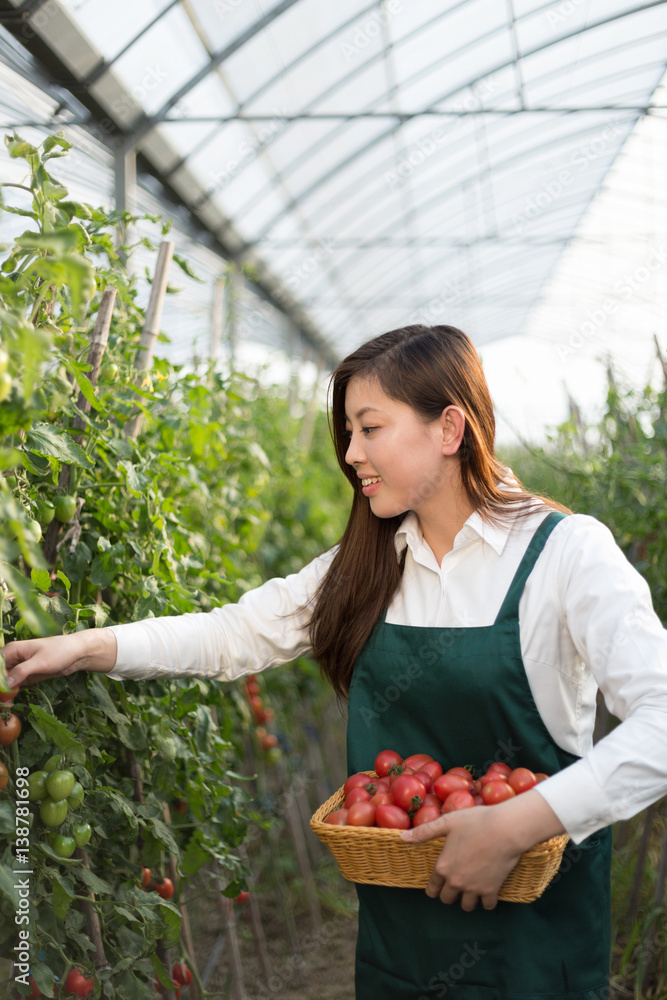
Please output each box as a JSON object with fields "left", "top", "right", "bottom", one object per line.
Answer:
{"left": 346, "top": 511, "right": 611, "bottom": 1000}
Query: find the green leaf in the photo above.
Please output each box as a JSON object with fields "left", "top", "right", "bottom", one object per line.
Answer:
{"left": 0, "top": 860, "right": 19, "bottom": 906}
{"left": 181, "top": 831, "right": 211, "bottom": 876}
{"left": 14, "top": 229, "right": 79, "bottom": 253}
{"left": 53, "top": 873, "right": 76, "bottom": 917}
{"left": 62, "top": 357, "right": 102, "bottom": 411}
{"left": 57, "top": 569, "right": 71, "bottom": 590}
{"left": 0, "top": 802, "right": 15, "bottom": 836}
{"left": 31, "top": 567, "right": 51, "bottom": 592}
{"left": 77, "top": 865, "right": 113, "bottom": 894}
{"left": 157, "top": 900, "right": 182, "bottom": 947}
{"left": 25, "top": 422, "right": 94, "bottom": 468}
{"left": 28, "top": 705, "right": 87, "bottom": 764}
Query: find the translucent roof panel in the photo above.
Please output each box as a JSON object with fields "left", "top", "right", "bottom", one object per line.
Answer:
{"left": 4, "top": 0, "right": 667, "bottom": 362}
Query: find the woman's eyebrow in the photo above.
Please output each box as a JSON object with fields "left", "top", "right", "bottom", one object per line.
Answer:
{"left": 345, "top": 406, "right": 382, "bottom": 421}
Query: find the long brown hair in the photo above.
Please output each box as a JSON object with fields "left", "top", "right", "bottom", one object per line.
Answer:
{"left": 308, "top": 324, "right": 569, "bottom": 699}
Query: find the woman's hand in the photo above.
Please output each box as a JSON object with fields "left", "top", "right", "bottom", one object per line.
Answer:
{"left": 400, "top": 789, "right": 566, "bottom": 911}
{"left": 2, "top": 630, "right": 118, "bottom": 689}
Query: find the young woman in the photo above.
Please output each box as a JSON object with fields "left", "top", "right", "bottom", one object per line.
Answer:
{"left": 6, "top": 324, "right": 667, "bottom": 999}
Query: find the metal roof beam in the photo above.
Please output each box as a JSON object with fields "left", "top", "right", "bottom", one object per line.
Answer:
{"left": 121, "top": 0, "right": 301, "bottom": 152}
{"left": 80, "top": 0, "right": 181, "bottom": 89}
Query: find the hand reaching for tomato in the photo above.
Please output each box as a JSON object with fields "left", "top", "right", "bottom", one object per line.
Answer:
{"left": 401, "top": 788, "right": 566, "bottom": 911}
{"left": 2, "top": 630, "right": 118, "bottom": 688}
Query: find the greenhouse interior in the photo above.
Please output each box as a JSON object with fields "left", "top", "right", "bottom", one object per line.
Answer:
{"left": 1, "top": 1, "right": 667, "bottom": 998}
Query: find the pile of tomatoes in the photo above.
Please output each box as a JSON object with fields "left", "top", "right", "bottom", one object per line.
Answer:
{"left": 325, "top": 750, "right": 548, "bottom": 830}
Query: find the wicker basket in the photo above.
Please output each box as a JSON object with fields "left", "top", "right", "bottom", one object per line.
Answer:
{"left": 310, "top": 771, "right": 570, "bottom": 903}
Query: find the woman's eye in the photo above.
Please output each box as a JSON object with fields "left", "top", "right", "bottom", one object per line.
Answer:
{"left": 361, "top": 426, "right": 377, "bottom": 435}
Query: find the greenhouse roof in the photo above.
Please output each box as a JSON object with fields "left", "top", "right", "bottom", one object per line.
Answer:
{"left": 1, "top": 0, "right": 667, "bottom": 363}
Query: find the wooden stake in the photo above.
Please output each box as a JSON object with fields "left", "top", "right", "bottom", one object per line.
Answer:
{"left": 43, "top": 288, "right": 116, "bottom": 564}
{"left": 74, "top": 848, "right": 110, "bottom": 981}
{"left": 214, "top": 869, "right": 246, "bottom": 1000}
{"left": 237, "top": 843, "right": 272, "bottom": 984}
{"left": 279, "top": 762, "right": 322, "bottom": 936}
{"left": 125, "top": 241, "right": 174, "bottom": 440}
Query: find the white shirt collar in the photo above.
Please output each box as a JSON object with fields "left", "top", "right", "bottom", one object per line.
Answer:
{"left": 394, "top": 509, "right": 514, "bottom": 560}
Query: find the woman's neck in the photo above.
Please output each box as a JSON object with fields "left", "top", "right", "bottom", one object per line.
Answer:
{"left": 415, "top": 467, "right": 475, "bottom": 565}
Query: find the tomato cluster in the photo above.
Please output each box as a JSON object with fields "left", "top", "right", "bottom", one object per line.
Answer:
{"left": 26, "top": 756, "right": 91, "bottom": 854}
{"left": 325, "top": 751, "right": 548, "bottom": 829}
{"left": 242, "top": 675, "right": 280, "bottom": 760}
{"left": 139, "top": 866, "right": 175, "bottom": 900}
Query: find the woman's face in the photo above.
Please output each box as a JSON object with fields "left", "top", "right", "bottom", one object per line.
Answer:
{"left": 344, "top": 376, "right": 455, "bottom": 519}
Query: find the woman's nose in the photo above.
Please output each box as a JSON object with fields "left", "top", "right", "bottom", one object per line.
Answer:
{"left": 345, "top": 430, "right": 364, "bottom": 467}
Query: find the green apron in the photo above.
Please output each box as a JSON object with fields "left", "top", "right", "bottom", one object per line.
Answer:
{"left": 346, "top": 511, "right": 612, "bottom": 1000}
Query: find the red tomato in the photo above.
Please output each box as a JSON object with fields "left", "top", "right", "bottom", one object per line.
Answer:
{"left": 343, "top": 772, "right": 374, "bottom": 796}
{"left": 402, "top": 753, "right": 433, "bottom": 770}
{"left": 481, "top": 781, "right": 517, "bottom": 805}
{"left": 325, "top": 809, "right": 348, "bottom": 825}
{"left": 423, "top": 792, "right": 441, "bottom": 808}
{"left": 344, "top": 787, "right": 372, "bottom": 808}
{"left": 154, "top": 878, "right": 174, "bottom": 900}
{"left": 471, "top": 778, "right": 483, "bottom": 795}
{"left": 347, "top": 801, "right": 377, "bottom": 826}
{"left": 261, "top": 734, "right": 279, "bottom": 751}
{"left": 412, "top": 770, "right": 433, "bottom": 792}
{"left": 374, "top": 749, "right": 403, "bottom": 777}
{"left": 446, "top": 766, "right": 473, "bottom": 781}
{"left": 535, "top": 772, "right": 549, "bottom": 783}
{"left": 0, "top": 714, "right": 21, "bottom": 745}
{"left": 0, "top": 683, "right": 18, "bottom": 704}
{"left": 370, "top": 792, "right": 393, "bottom": 807}
{"left": 412, "top": 804, "right": 441, "bottom": 827}
{"left": 486, "top": 762, "right": 512, "bottom": 776}
{"left": 481, "top": 771, "right": 509, "bottom": 785}
{"left": 442, "top": 789, "right": 476, "bottom": 812}
{"left": 433, "top": 773, "right": 471, "bottom": 802}
{"left": 234, "top": 891, "right": 250, "bottom": 904}
{"left": 376, "top": 804, "right": 411, "bottom": 830}
{"left": 375, "top": 778, "right": 391, "bottom": 793}
{"left": 508, "top": 768, "right": 538, "bottom": 794}
{"left": 245, "top": 680, "right": 260, "bottom": 696}
{"left": 173, "top": 963, "right": 193, "bottom": 986}
{"left": 140, "top": 867, "right": 152, "bottom": 889}
{"left": 64, "top": 967, "right": 94, "bottom": 997}
{"left": 390, "top": 774, "right": 426, "bottom": 814}
{"left": 419, "top": 760, "right": 443, "bottom": 781}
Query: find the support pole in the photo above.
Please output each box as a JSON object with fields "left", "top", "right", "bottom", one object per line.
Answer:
{"left": 210, "top": 275, "right": 225, "bottom": 364}
{"left": 125, "top": 241, "right": 174, "bottom": 440}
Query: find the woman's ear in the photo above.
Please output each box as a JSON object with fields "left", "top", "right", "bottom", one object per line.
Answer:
{"left": 440, "top": 405, "right": 466, "bottom": 456}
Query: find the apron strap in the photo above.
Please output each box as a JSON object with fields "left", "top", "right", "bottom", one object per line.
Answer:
{"left": 494, "top": 510, "right": 568, "bottom": 625}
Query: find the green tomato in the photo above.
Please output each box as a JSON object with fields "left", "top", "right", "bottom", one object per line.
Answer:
{"left": 53, "top": 835, "right": 76, "bottom": 858}
{"left": 0, "top": 345, "right": 8, "bottom": 375}
{"left": 67, "top": 782, "right": 84, "bottom": 810}
{"left": 28, "top": 771, "right": 49, "bottom": 801}
{"left": 0, "top": 371, "right": 11, "bottom": 403}
{"left": 54, "top": 495, "right": 77, "bottom": 523}
{"left": 99, "top": 362, "right": 119, "bottom": 381}
{"left": 36, "top": 500, "right": 55, "bottom": 525}
{"left": 24, "top": 520, "right": 42, "bottom": 544}
{"left": 40, "top": 797, "right": 68, "bottom": 828}
{"left": 46, "top": 769, "right": 76, "bottom": 801}
{"left": 44, "top": 754, "right": 65, "bottom": 773}
{"left": 74, "top": 823, "right": 92, "bottom": 848}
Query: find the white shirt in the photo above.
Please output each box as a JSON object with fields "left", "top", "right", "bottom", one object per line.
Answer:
{"left": 107, "top": 503, "right": 667, "bottom": 845}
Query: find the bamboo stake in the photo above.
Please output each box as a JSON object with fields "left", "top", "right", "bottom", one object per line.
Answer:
{"left": 74, "top": 848, "right": 110, "bottom": 980}
{"left": 214, "top": 870, "right": 246, "bottom": 1000}
{"left": 279, "top": 761, "right": 322, "bottom": 936}
{"left": 640, "top": 809, "right": 667, "bottom": 994}
{"left": 162, "top": 803, "right": 201, "bottom": 1000}
{"left": 125, "top": 241, "right": 174, "bottom": 440}
{"left": 237, "top": 843, "right": 272, "bottom": 984}
{"left": 43, "top": 288, "right": 116, "bottom": 564}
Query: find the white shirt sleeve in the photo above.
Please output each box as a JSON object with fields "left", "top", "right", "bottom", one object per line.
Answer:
{"left": 534, "top": 516, "right": 667, "bottom": 843}
{"left": 106, "top": 547, "right": 337, "bottom": 682}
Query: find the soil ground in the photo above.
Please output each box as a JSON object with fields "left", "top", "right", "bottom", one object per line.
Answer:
{"left": 187, "top": 856, "right": 359, "bottom": 1000}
